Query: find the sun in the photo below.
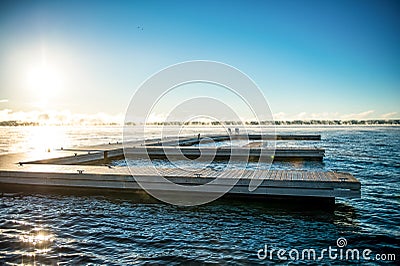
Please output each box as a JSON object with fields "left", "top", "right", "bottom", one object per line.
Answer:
{"left": 27, "top": 63, "right": 63, "bottom": 100}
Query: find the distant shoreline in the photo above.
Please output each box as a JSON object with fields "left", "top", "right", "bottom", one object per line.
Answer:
{"left": 0, "top": 120, "right": 399, "bottom": 127}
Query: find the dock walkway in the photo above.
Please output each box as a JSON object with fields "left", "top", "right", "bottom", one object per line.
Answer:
{"left": 0, "top": 156, "right": 360, "bottom": 198}
{"left": 0, "top": 134, "right": 360, "bottom": 201}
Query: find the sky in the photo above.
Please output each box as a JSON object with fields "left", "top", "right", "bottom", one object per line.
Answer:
{"left": 0, "top": 0, "right": 399, "bottom": 123}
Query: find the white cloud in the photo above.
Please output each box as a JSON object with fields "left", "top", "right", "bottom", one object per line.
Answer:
{"left": 146, "top": 112, "right": 168, "bottom": 123}
{"left": 272, "top": 110, "right": 378, "bottom": 121}
{"left": 294, "top": 112, "right": 307, "bottom": 120}
{"left": 340, "top": 110, "right": 375, "bottom": 120}
{"left": 381, "top": 112, "right": 398, "bottom": 119}
{"left": 273, "top": 112, "right": 286, "bottom": 120}
{"left": 0, "top": 109, "right": 124, "bottom": 125}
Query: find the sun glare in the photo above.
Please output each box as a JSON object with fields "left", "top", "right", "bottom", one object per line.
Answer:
{"left": 26, "top": 63, "right": 63, "bottom": 99}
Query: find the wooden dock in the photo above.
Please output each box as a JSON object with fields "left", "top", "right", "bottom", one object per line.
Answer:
{"left": 35, "top": 133, "right": 324, "bottom": 164}
{"left": 0, "top": 157, "right": 360, "bottom": 199}
{"left": 145, "top": 134, "right": 321, "bottom": 146}
{"left": 36, "top": 146, "right": 323, "bottom": 164}
{"left": 0, "top": 133, "right": 360, "bottom": 202}
{"left": 125, "top": 146, "right": 324, "bottom": 160}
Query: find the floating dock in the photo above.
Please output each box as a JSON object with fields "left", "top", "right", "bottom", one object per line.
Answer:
{"left": 126, "top": 146, "right": 325, "bottom": 160}
{"left": 145, "top": 134, "right": 321, "bottom": 146}
{"left": 0, "top": 164, "right": 360, "bottom": 199}
{"left": 0, "top": 134, "right": 361, "bottom": 202}
{"left": 40, "top": 146, "right": 324, "bottom": 164}
{"left": 42, "top": 134, "right": 324, "bottom": 163}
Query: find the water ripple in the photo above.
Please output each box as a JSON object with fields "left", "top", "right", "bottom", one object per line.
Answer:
{"left": 0, "top": 126, "right": 399, "bottom": 264}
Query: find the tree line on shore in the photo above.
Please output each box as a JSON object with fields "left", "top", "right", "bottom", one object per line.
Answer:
{"left": 1, "top": 119, "right": 399, "bottom": 126}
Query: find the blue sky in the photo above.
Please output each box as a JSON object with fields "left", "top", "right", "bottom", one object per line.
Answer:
{"left": 0, "top": 0, "right": 399, "bottom": 122}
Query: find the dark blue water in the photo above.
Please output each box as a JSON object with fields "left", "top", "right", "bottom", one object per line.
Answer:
{"left": 0, "top": 126, "right": 399, "bottom": 265}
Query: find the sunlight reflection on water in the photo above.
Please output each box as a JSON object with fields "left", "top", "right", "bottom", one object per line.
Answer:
{"left": 0, "top": 126, "right": 399, "bottom": 264}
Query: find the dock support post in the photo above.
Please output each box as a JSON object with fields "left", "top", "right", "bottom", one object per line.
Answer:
{"left": 104, "top": 151, "right": 108, "bottom": 160}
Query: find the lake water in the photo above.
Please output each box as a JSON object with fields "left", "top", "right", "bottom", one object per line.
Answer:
{"left": 0, "top": 126, "right": 399, "bottom": 264}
